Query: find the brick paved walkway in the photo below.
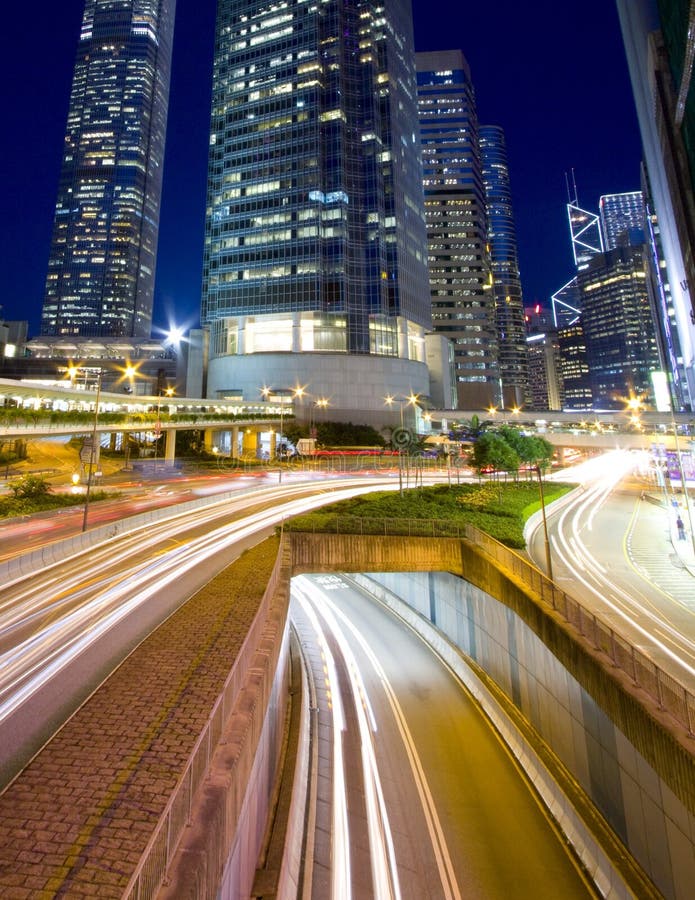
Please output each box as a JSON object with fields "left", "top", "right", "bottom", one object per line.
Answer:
{"left": 0, "top": 536, "right": 280, "bottom": 898}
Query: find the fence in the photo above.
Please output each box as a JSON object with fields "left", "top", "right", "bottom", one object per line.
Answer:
{"left": 314, "top": 516, "right": 695, "bottom": 737}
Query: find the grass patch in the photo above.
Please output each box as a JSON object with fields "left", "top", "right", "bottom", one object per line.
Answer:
{"left": 284, "top": 481, "right": 573, "bottom": 548}
{"left": 0, "top": 490, "right": 118, "bottom": 519}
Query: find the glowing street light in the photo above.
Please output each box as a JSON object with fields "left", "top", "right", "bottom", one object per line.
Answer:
{"left": 534, "top": 461, "right": 553, "bottom": 582}
{"left": 261, "top": 385, "right": 301, "bottom": 482}
{"left": 384, "top": 392, "right": 420, "bottom": 494}
{"left": 154, "top": 386, "right": 175, "bottom": 467}
{"left": 81, "top": 369, "right": 102, "bottom": 533}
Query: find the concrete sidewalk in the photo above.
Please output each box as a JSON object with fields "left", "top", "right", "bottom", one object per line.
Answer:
{"left": 664, "top": 497, "right": 695, "bottom": 577}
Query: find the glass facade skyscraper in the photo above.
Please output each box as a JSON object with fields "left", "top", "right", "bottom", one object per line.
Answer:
{"left": 201, "top": 0, "right": 431, "bottom": 415}
{"left": 416, "top": 49, "right": 498, "bottom": 410}
{"left": 479, "top": 125, "right": 528, "bottom": 407}
{"left": 599, "top": 190, "right": 646, "bottom": 249}
{"left": 41, "top": 0, "right": 176, "bottom": 339}
{"left": 578, "top": 244, "right": 659, "bottom": 408}
{"left": 617, "top": 0, "right": 695, "bottom": 410}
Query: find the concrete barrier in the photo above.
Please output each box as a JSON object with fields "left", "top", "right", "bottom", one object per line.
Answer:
{"left": 0, "top": 484, "right": 272, "bottom": 587}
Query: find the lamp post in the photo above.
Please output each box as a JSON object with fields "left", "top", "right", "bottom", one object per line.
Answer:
{"left": 82, "top": 370, "right": 102, "bottom": 533}
{"left": 535, "top": 461, "right": 553, "bottom": 582}
{"left": 262, "top": 386, "right": 300, "bottom": 483}
{"left": 314, "top": 397, "right": 329, "bottom": 438}
{"left": 384, "top": 392, "right": 420, "bottom": 495}
{"left": 154, "top": 386, "right": 174, "bottom": 469}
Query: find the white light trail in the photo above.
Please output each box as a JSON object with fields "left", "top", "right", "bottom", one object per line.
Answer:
{"left": 294, "top": 579, "right": 401, "bottom": 900}
{"left": 295, "top": 575, "right": 463, "bottom": 900}
{"left": 0, "top": 480, "right": 401, "bottom": 727}
{"left": 293, "top": 586, "right": 352, "bottom": 900}
{"left": 548, "top": 451, "right": 695, "bottom": 679}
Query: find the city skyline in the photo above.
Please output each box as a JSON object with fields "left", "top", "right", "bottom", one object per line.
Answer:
{"left": 1, "top": 1, "right": 642, "bottom": 339}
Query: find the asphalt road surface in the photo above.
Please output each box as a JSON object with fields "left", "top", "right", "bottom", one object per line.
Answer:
{"left": 292, "top": 574, "right": 596, "bottom": 899}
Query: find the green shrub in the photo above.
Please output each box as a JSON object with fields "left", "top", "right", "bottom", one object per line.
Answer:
{"left": 283, "top": 482, "right": 573, "bottom": 548}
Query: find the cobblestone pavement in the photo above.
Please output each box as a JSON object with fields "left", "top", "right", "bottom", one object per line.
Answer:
{"left": 0, "top": 537, "right": 279, "bottom": 899}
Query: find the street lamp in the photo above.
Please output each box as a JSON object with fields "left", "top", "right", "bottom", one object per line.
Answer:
{"left": 312, "top": 396, "right": 330, "bottom": 438}
{"left": 154, "top": 386, "right": 174, "bottom": 468}
{"left": 123, "top": 363, "right": 137, "bottom": 394}
{"left": 384, "top": 392, "right": 420, "bottom": 494}
{"left": 82, "top": 370, "right": 102, "bottom": 533}
{"left": 534, "top": 461, "right": 553, "bottom": 582}
{"left": 261, "top": 386, "right": 300, "bottom": 482}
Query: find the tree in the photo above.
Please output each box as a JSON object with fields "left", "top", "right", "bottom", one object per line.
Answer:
{"left": 471, "top": 433, "right": 520, "bottom": 477}
{"left": 497, "top": 426, "right": 553, "bottom": 472}
{"left": 450, "top": 414, "right": 488, "bottom": 441}
{"left": 9, "top": 474, "right": 52, "bottom": 500}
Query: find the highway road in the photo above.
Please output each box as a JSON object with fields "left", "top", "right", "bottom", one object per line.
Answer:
{"left": 0, "top": 466, "right": 363, "bottom": 561}
{"left": 292, "top": 574, "right": 595, "bottom": 899}
{"left": 527, "top": 450, "right": 695, "bottom": 695}
{"left": 0, "top": 475, "right": 400, "bottom": 786}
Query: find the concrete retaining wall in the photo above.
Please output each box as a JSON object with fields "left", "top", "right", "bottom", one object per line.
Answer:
{"left": 157, "top": 542, "right": 293, "bottom": 900}
{"left": 289, "top": 533, "right": 695, "bottom": 900}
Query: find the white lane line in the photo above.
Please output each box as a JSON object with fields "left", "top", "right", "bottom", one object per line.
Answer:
{"left": 294, "top": 586, "right": 352, "bottom": 900}
{"left": 298, "top": 577, "right": 462, "bottom": 900}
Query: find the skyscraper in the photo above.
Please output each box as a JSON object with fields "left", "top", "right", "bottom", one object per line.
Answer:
{"left": 417, "top": 49, "right": 498, "bottom": 410}
{"left": 201, "top": 0, "right": 432, "bottom": 419}
{"left": 599, "top": 190, "right": 645, "bottom": 249}
{"left": 578, "top": 243, "right": 659, "bottom": 408}
{"left": 616, "top": 0, "right": 695, "bottom": 410}
{"left": 480, "top": 125, "right": 528, "bottom": 408}
{"left": 41, "top": 0, "right": 176, "bottom": 340}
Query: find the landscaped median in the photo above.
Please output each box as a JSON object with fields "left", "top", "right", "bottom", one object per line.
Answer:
{"left": 281, "top": 480, "right": 574, "bottom": 548}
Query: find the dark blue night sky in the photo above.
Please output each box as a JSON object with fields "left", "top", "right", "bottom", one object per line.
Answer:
{"left": 0, "top": 0, "right": 641, "bottom": 337}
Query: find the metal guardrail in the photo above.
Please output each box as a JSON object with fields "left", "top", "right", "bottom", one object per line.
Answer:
{"left": 122, "top": 541, "right": 285, "bottom": 900}
{"left": 308, "top": 516, "right": 695, "bottom": 737}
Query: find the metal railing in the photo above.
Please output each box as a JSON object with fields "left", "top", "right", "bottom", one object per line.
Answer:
{"left": 307, "top": 516, "right": 695, "bottom": 737}
{"left": 122, "top": 542, "right": 286, "bottom": 900}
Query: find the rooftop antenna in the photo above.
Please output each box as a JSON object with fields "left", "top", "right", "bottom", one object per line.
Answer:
{"left": 565, "top": 168, "right": 578, "bottom": 205}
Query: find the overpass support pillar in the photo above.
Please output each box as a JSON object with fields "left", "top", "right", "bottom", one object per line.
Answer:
{"left": 269, "top": 431, "right": 277, "bottom": 460}
{"left": 231, "top": 426, "right": 240, "bottom": 459}
{"left": 164, "top": 428, "right": 176, "bottom": 466}
{"left": 203, "top": 429, "right": 216, "bottom": 452}
{"left": 123, "top": 432, "right": 132, "bottom": 470}
{"left": 242, "top": 427, "right": 261, "bottom": 459}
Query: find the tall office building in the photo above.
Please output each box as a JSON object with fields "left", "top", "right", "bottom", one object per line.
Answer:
{"left": 525, "top": 332, "right": 563, "bottom": 411}
{"left": 578, "top": 244, "right": 659, "bottom": 408}
{"left": 41, "top": 0, "right": 176, "bottom": 339}
{"left": 599, "top": 190, "right": 646, "bottom": 249}
{"left": 480, "top": 125, "right": 528, "bottom": 408}
{"left": 567, "top": 178, "right": 604, "bottom": 271}
{"left": 616, "top": 0, "right": 695, "bottom": 410}
{"left": 201, "top": 0, "right": 432, "bottom": 419}
{"left": 417, "top": 50, "right": 498, "bottom": 410}
{"left": 557, "top": 323, "right": 592, "bottom": 410}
